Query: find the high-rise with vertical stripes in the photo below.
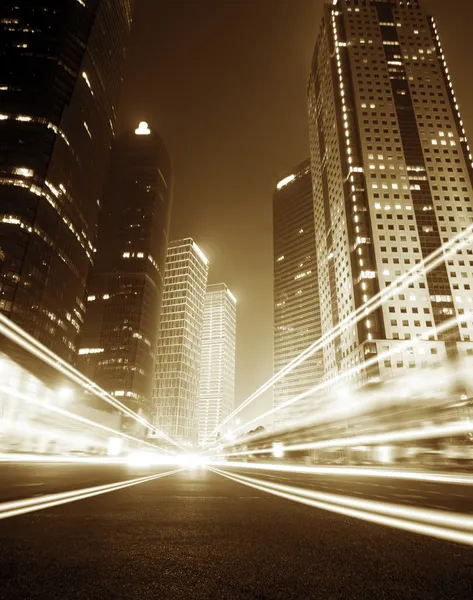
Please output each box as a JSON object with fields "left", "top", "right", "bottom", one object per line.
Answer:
{"left": 308, "top": 0, "right": 473, "bottom": 385}
{"left": 198, "top": 283, "right": 236, "bottom": 446}
{"left": 153, "top": 239, "right": 209, "bottom": 444}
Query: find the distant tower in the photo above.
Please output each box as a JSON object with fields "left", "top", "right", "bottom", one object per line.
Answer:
{"left": 0, "top": 0, "right": 134, "bottom": 360}
{"left": 78, "top": 122, "right": 172, "bottom": 416}
{"left": 153, "top": 239, "right": 209, "bottom": 444}
{"left": 273, "top": 159, "right": 323, "bottom": 425}
{"left": 198, "top": 283, "right": 236, "bottom": 446}
{"left": 308, "top": 0, "right": 473, "bottom": 385}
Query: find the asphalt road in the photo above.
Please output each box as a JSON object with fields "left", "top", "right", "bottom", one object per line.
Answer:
{"left": 0, "top": 464, "right": 473, "bottom": 599}
{"left": 0, "top": 463, "right": 159, "bottom": 504}
{"left": 222, "top": 465, "right": 473, "bottom": 514}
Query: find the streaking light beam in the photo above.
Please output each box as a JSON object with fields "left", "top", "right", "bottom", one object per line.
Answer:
{"left": 207, "top": 224, "right": 473, "bottom": 441}
{"left": 220, "top": 313, "right": 473, "bottom": 443}
{"left": 0, "top": 468, "right": 182, "bottom": 520}
{"left": 209, "top": 461, "right": 473, "bottom": 486}
{"left": 210, "top": 467, "right": 473, "bottom": 547}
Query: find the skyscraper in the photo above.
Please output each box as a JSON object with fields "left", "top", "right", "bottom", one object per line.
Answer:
{"left": 78, "top": 122, "right": 172, "bottom": 416}
{"left": 198, "top": 283, "right": 236, "bottom": 446}
{"left": 0, "top": 0, "right": 133, "bottom": 361}
{"left": 273, "top": 160, "right": 323, "bottom": 426}
{"left": 153, "top": 239, "right": 209, "bottom": 444}
{"left": 308, "top": 0, "right": 473, "bottom": 385}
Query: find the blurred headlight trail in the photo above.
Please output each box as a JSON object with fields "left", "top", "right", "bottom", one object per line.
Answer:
{"left": 208, "top": 224, "right": 473, "bottom": 440}
{"left": 210, "top": 467, "right": 473, "bottom": 547}
{"left": 0, "top": 453, "right": 125, "bottom": 465}
{"left": 219, "top": 313, "right": 473, "bottom": 443}
{"left": 0, "top": 314, "right": 184, "bottom": 451}
{"left": 219, "top": 421, "right": 473, "bottom": 458}
{"left": 0, "top": 469, "right": 182, "bottom": 520}
{"left": 1, "top": 384, "right": 164, "bottom": 453}
{"left": 209, "top": 461, "right": 473, "bottom": 486}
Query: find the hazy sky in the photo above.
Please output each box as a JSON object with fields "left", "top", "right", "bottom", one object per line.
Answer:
{"left": 117, "top": 0, "right": 473, "bottom": 427}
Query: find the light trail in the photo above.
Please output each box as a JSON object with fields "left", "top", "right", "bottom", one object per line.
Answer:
{"left": 0, "top": 453, "right": 126, "bottom": 465}
{"left": 209, "top": 461, "right": 473, "bottom": 486}
{"left": 217, "top": 421, "right": 473, "bottom": 458}
{"left": 0, "top": 468, "right": 182, "bottom": 520}
{"left": 207, "top": 224, "right": 473, "bottom": 441}
{"left": 0, "top": 384, "right": 170, "bottom": 454}
{"left": 0, "top": 314, "right": 184, "bottom": 451}
{"left": 210, "top": 467, "right": 473, "bottom": 547}
{"left": 216, "top": 313, "right": 472, "bottom": 444}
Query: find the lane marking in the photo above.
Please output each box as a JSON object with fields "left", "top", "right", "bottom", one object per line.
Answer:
{"left": 0, "top": 469, "right": 182, "bottom": 520}
{"left": 210, "top": 467, "right": 473, "bottom": 547}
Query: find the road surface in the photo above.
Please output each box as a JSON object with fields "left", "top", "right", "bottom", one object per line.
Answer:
{"left": 0, "top": 462, "right": 472, "bottom": 599}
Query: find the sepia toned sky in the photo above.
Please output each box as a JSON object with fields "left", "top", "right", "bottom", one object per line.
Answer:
{"left": 117, "top": 0, "right": 473, "bottom": 426}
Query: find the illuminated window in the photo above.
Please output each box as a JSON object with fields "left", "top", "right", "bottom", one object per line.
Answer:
{"left": 13, "top": 167, "right": 33, "bottom": 177}
{"left": 83, "top": 121, "right": 92, "bottom": 138}
{"left": 82, "top": 71, "right": 93, "bottom": 95}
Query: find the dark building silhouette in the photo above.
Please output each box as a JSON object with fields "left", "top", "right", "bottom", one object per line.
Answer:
{"left": 78, "top": 123, "right": 173, "bottom": 415}
{"left": 0, "top": 0, "right": 134, "bottom": 361}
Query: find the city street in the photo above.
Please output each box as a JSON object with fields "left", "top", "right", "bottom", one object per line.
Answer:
{"left": 1, "top": 464, "right": 473, "bottom": 599}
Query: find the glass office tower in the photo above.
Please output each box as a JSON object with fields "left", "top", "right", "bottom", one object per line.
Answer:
{"left": 153, "top": 239, "right": 209, "bottom": 445}
{"left": 308, "top": 0, "right": 473, "bottom": 384}
{"left": 0, "top": 0, "right": 133, "bottom": 361}
{"left": 198, "top": 283, "right": 236, "bottom": 446}
{"left": 273, "top": 160, "right": 323, "bottom": 426}
{"left": 78, "top": 122, "right": 172, "bottom": 416}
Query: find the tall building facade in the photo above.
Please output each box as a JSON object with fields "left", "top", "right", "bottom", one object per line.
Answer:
{"left": 153, "top": 239, "right": 209, "bottom": 444}
{"left": 78, "top": 123, "right": 172, "bottom": 415}
{"left": 273, "top": 160, "right": 323, "bottom": 425}
{"left": 308, "top": 0, "right": 473, "bottom": 386}
{"left": 0, "top": 0, "right": 133, "bottom": 360}
{"left": 198, "top": 283, "right": 236, "bottom": 446}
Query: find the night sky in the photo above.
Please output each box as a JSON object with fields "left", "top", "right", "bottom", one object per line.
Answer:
{"left": 117, "top": 0, "right": 473, "bottom": 425}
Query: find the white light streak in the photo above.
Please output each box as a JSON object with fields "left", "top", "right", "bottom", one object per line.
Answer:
{"left": 218, "top": 313, "right": 472, "bottom": 441}
{"left": 0, "top": 384, "right": 166, "bottom": 453}
{"left": 209, "top": 462, "right": 473, "bottom": 486}
{"left": 220, "top": 421, "right": 473, "bottom": 458}
{"left": 210, "top": 468, "right": 473, "bottom": 547}
{"left": 208, "top": 224, "right": 473, "bottom": 441}
{"left": 0, "top": 314, "right": 185, "bottom": 451}
{"left": 0, "top": 469, "right": 181, "bottom": 521}
{"left": 0, "top": 453, "right": 125, "bottom": 465}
